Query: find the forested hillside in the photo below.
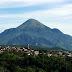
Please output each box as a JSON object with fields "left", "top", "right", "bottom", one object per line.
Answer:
{"left": 0, "top": 19, "right": 72, "bottom": 50}
{"left": 0, "top": 50, "right": 72, "bottom": 72}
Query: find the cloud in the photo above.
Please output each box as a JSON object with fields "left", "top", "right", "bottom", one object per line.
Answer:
{"left": 6, "top": 0, "right": 64, "bottom": 2}
{"left": 63, "top": 16, "right": 72, "bottom": 19}
{"left": 0, "top": 4, "right": 72, "bottom": 20}
{"left": 48, "top": 4, "right": 72, "bottom": 16}
{"left": 0, "top": 0, "right": 65, "bottom": 8}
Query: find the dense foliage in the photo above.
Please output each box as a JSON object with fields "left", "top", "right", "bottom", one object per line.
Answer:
{"left": 0, "top": 50, "right": 72, "bottom": 72}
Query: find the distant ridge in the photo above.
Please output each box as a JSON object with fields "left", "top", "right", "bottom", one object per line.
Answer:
{"left": 0, "top": 19, "right": 72, "bottom": 50}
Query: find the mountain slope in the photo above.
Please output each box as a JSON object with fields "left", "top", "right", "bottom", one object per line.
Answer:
{"left": 0, "top": 19, "right": 72, "bottom": 50}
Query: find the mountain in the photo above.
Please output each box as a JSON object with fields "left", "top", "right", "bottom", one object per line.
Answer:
{"left": 0, "top": 19, "right": 72, "bottom": 50}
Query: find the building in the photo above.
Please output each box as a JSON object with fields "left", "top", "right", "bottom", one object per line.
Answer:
{"left": 33, "top": 51, "right": 39, "bottom": 56}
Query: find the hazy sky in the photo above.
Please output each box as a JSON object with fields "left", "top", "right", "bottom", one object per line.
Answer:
{"left": 0, "top": 0, "right": 72, "bottom": 36}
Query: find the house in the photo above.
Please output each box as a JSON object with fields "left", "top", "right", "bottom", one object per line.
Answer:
{"left": 0, "top": 47, "right": 6, "bottom": 51}
{"left": 6, "top": 46, "right": 10, "bottom": 49}
{"left": 0, "top": 50, "right": 3, "bottom": 53}
{"left": 8, "top": 48, "right": 13, "bottom": 51}
{"left": 16, "top": 47, "right": 21, "bottom": 51}
{"left": 23, "top": 48, "right": 28, "bottom": 51}
{"left": 20, "top": 47, "right": 24, "bottom": 51}
{"left": 58, "top": 52, "right": 62, "bottom": 57}
{"left": 33, "top": 51, "right": 39, "bottom": 56}
{"left": 31, "top": 49, "right": 34, "bottom": 52}
{"left": 47, "top": 54, "right": 52, "bottom": 57}
{"left": 67, "top": 54, "right": 72, "bottom": 57}
{"left": 28, "top": 53, "right": 30, "bottom": 55}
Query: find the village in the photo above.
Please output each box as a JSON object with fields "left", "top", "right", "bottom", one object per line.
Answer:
{"left": 0, "top": 45, "right": 72, "bottom": 58}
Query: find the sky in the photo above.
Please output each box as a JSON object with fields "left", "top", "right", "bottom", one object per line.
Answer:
{"left": 0, "top": 0, "right": 72, "bottom": 36}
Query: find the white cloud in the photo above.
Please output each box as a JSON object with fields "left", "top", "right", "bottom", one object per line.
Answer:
{"left": 63, "top": 16, "right": 72, "bottom": 19}
{"left": 11, "top": 0, "right": 63, "bottom": 2}
{"left": 0, "top": 0, "right": 65, "bottom": 8}
{"left": 45, "top": 4, "right": 72, "bottom": 16}
{"left": 7, "top": 0, "right": 64, "bottom": 2}
{"left": 0, "top": 3, "right": 72, "bottom": 18}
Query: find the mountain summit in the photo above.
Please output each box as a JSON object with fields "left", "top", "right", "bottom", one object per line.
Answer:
{"left": 17, "top": 19, "right": 48, "bottom": 30}
{"left": 0, "top": 19, "right": 72, "bottom": 50}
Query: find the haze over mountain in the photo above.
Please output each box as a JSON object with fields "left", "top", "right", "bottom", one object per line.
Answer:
{"left": 0, "top": 19, "right": 72, "bottom": 50}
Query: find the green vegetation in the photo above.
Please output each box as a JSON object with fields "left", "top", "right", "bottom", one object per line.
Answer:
{"left": 0, "top": 50, "right": 72, "bottom": 72}
{"left": 0, "top": 19, "right": 72, "bottom": 50}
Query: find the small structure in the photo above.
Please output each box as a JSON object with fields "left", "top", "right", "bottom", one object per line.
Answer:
{"left": 58, "top": 52, "right": 62, "bottom": 56}
{"left": 67, "top": 54, "right": 72, "bottom": 57}
{"left": 0, "top": 50, "right": 3, "bottom": 53}
{"left": 48, "top": 54, "right": 52, "bottom": 57}
{"left": 23, "top": 48, "right": 28, "bottom": 51}
{"left": 16, "top": 47, "right": 21, "bottom": 51}
{"left": 33, "top": 51, "right": 39, "bottom": 56}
